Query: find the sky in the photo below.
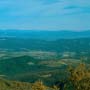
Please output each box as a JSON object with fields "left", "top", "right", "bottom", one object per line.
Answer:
{"left": 0, "top": 0, "right": 90, "bottom": 31}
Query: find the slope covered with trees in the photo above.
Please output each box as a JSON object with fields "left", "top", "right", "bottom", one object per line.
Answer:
{"left": 0, "top": 63, "right": 90, "bottom": 90}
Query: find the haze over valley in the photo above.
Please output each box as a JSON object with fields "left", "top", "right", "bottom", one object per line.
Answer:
{"left": 0, "top": 30, "right": 90, "bottom": 85}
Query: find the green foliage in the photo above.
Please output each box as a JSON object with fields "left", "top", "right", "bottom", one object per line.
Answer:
{"left": 0, "top": 63, "right": 90, "bottom": 90}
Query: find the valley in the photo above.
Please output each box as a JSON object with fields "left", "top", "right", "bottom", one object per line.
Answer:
{"left": 0, "top": 30, "right": 90, "bottom": 89}
{"left": 0, "top": 50, "right": 89, "bottom": 86}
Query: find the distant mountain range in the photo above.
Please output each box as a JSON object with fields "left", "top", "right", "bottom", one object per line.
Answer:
{"left": 0, "top": 30, "right": 90, "bottom": 40}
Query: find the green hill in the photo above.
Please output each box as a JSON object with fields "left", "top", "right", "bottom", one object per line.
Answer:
{"left": 0, "top": 56, "right": 41, "bottom": 76}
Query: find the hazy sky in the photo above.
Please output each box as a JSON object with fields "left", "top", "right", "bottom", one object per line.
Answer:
{"left": 0, "top": 0, "right": 90, "bottom": 30}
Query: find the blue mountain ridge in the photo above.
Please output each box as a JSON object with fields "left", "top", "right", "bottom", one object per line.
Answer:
{"left": 0, "top": 30, "right": 90, "bottom": 40}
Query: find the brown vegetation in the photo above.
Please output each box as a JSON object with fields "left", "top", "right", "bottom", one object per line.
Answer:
{"left": 66, "top": 63, "right": 90, "bottom": 90}
{"left": 0, "top": 63, "right": 90, "bottom": 90}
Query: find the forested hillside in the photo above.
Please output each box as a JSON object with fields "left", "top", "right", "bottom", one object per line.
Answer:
{"left": 0, "top": 38, "right": 90, "bottom": 53}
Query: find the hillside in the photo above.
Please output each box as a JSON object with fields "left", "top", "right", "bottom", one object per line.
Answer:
{"left": 0, "top": 78, "right": 31, "bottom": 90}
{"left": 0, "top": 63, "right": 90, "bottom": 90}
{"left": 0, "top": 38, "right": 90, "bottom": 54}
{"left": 0, "top": 77, "right": 56, "bottom": 90}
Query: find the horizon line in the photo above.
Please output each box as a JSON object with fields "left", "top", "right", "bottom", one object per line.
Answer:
{"left": 0, "top": 29, "right": 90, "bottom": 32}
